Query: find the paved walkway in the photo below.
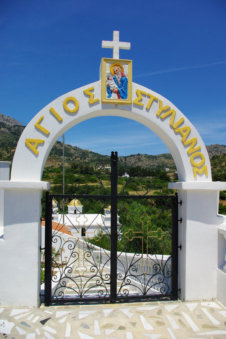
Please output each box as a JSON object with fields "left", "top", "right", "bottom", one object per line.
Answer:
{"left": 0, "top": 300, "right": 226, "bottom": 339}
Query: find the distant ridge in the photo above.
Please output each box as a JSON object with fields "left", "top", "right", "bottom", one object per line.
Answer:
{"left": 0, "top": 113, "right": 225, "bottom": 169}
{"left": 0, "top": 113, "right": 22, "bottom": 127}
{"left": 206, "top": 144, "right": 226, "bottom": 158}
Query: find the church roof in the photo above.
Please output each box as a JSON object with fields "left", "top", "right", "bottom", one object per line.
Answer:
{"left": 41, "top": 220, "right": 73, "bottom": 236}
{"left": 68, "top": 199, "right": 83, "bottom": 206}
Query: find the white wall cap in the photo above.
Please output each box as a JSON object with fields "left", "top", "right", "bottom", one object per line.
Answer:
{"left": 0, "top": 161, "right": 11, "bottom": 165}
{"left": 218, "top": 223, "right": 226, "bottom": 238}
{"left": 0, "top": 161, "right": 11, "bottom": 180}
{"left": 0, "top": 180, "right": 49, "bottom": 190}
{"left": 168, "top": 181, "right": 226, "bottom": 191}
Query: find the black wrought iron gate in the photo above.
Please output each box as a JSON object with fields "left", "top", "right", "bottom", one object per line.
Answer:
{"left": 44, "top": 152, "right": 178, "bottom": 305}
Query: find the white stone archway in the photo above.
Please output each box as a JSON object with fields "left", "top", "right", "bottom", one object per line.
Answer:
{"left": 0, "top": 80, "right": 226, "bottom": 307}
{"left": 11, "top": 81, "right": 211, "bottom": 183}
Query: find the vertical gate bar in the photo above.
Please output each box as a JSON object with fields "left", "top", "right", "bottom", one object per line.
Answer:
{"left": 110, "top": 151, "right": 118, "bottom": 302}
{"left": 171, "top": 193, "right": 178, "bottom": 300}
{"left": 44, "top": 192, "right": 53, "bottom": 306}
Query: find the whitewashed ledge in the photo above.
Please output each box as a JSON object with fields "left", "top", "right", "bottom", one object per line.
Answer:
{"left": 217, "top": 222, "right": 226, "bottom": 305}
{"left": 169, "top": 181, "right": 226, "bottom": 191}
{"left": 0, "top": 181, "right": 50, "bottom": 190}
{"left": 218, "top": 223, "right": 226, "bottom": 239}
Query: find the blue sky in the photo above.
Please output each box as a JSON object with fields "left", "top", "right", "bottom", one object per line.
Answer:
{"left": 1, "top": 0, "right": 226, "bottom": 156}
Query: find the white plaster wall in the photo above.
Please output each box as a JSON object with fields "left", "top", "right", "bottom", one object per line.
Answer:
{"left": 218, "top": 228, "right": 226, "bottom": 270}
{"left": 217, "top": 269, "right": 226, "bottom": 306}
{"left": 68, "top": 206, "right": 83, "bottom": 214}
{"left": 217, "top": 224, "right": 226, "bottom": 306}
{"left": 177, "top": 189, "right": 222, "bottom": 300}
{"left": 0, "top": 162, "right": 11, "bottom": 180}
{"left": 0, "top": 189, "right": 42, "bottom": 307}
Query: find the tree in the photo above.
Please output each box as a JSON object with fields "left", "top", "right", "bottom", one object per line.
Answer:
{"left": 117, "top": 200, "right": 172, "bottom": 255}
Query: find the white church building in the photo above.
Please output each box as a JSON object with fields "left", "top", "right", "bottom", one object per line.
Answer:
{"left": 51, "top": 198, "right": 121, "bottom": 239}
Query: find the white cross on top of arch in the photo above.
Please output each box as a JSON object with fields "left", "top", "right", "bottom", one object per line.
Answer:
{"left": 102, "top": 31, "right": 131, "bottom": 59}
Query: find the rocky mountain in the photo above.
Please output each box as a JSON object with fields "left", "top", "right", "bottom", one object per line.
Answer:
{"left": 0, "top": 113, "right": 22, "bottom": 127}
{"left": 0, "top": 113, "right": 225, "bottom": 171}
{"left": 206, "top": 144, "right": 226, "bottom": 158}
{"left": 0, "top": 114, "right": 24, "bottom": 160}
{"left": 119, "top": 153, "right": 175, "bottom": 169}
{"left": 47, "top": 141, "right": 110, "bottom": 167}
{"left": 119, "top": 145, "right": 226, "bottom": 170}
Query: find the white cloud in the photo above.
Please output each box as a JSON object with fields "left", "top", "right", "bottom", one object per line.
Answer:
{"left": 193, "top": 120, "right": 226, "bottom": 144}
{"left": 134, "top": 60, "right": 226, "bottom": 78}
{"left": 71, "top": 133, "right": 159, "bottom": 149}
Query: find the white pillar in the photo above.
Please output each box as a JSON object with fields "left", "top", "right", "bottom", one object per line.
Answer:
{"left": 0, "top": 181, "right": 49, "bottom": 307}
{"left": 0, "top": 162, "right": 11, "bottom": 238}
{"left": 169, "top": 182, "right": 226, "bottom": 301}
{"left": 0, "top": 161, "right": 11, "bottom": 180}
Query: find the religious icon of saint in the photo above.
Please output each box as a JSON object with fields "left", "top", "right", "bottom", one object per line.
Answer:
{"left": 106, "top": 63, "right": 128, "bottom": 100}
{"left": 101, "top": 58, "right": 132, "bottom": 104}
{"left": 106, "top": 74, "right": 119, "bottom": 99}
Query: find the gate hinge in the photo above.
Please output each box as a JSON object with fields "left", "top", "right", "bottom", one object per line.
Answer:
{"left": 178, "top": 244, "right": 182, "bottom": 250}
{"left": 179, "top": 200, "right": 182, "bottom": 206}
{"left": 40, "top": 246, "right": 45, "bottom": 251}
{"left": 178, "top": 218, "right": 182, "bottom": 223}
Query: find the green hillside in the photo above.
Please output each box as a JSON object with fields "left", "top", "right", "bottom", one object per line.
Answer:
{"left": 0, "top": 113, "right": 225, "bottom": 183}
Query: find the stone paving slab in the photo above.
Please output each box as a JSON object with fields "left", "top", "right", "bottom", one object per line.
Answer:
{"left": 0, "top": 300, "right": 226, "bottom": 339}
